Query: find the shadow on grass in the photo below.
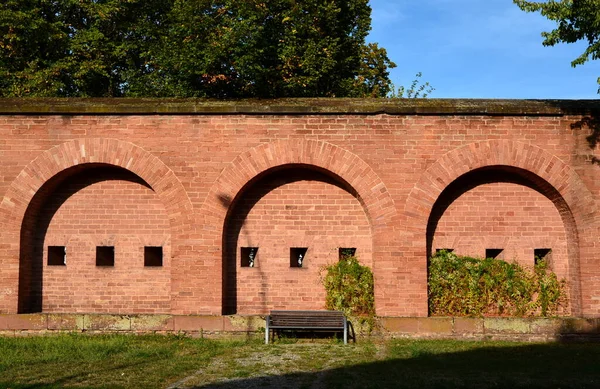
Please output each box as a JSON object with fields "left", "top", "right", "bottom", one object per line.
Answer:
{"left": 0, "top": 384, "right": 100, "bottom": 389}
{"left": 0, "top": 357, "right": 170, "bottom": 389}
{"left": 186, "top": 341, "right": 600, "bottom": 389}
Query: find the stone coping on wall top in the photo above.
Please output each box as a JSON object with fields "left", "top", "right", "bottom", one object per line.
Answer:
{"left": 0, "top": 98, "right": 600, "bottom": 116}
{"left": 1, "top": 314, "right": 599, "bottom": 340}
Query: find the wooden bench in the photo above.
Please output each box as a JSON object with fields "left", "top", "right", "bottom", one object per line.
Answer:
{"left": 265, "top": 310, "right": 348, "bottom": 344}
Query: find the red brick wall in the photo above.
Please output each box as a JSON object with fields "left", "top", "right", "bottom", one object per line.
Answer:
{"left": 0, "top": 100, "right": 598, "bottom": 317}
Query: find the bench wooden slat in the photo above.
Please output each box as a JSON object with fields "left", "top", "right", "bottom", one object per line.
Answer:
{"left": 270, "top": 310, "right": 342, "bottom": 315}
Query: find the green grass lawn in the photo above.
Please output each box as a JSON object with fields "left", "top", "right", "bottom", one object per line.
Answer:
{"left": 0, "top": 334, "right": 239, "bottom": 389}
{"left": 1, "top": 334, "right": 599, "bottom": 388}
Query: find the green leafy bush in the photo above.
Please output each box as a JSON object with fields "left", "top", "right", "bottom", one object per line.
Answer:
{"left": 428, "top": 250, "right": 567, "bottom": 317}
{"left": 321, "top": 254, "right": 375, "bottom": 318}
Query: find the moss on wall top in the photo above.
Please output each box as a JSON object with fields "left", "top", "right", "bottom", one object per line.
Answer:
{"left": 0, "top": 98, "right": 599, "bottom": 116}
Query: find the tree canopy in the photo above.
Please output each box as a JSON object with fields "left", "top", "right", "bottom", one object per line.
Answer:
{"left": 0, "top": 0, "right": 397, "bottom": 98}
{"left": 514, "top": 0, "right": 600, "bottom": 92}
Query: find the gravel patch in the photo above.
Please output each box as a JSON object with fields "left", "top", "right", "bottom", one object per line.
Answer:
{"left": 167, "top": 343, "right": 383, "bottom": 389}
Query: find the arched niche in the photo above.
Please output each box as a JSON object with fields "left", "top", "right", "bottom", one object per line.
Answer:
{"left": 405, "top": 140, "right": 597, "bottom": 316}
{"left": 427, "top": 165, "right": 575, "bottom": 313}
{"left": 222, "top": 164, "right": 373, "bottom": 314}
{"left": 203, "top": 139, "right": 395, "bottom": 315}
{"left": 18, "top": 163, "right": 172, "bottom": 313}
{"left": 0, "top": 138, "right": 192, "bottom": 314}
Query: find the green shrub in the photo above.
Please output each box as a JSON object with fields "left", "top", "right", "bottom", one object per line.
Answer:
{"left": 321, "top": 254, "right": 375, "bottom": 319}
{"left": 428, "top": 250, "right": 567, "bottom": 317}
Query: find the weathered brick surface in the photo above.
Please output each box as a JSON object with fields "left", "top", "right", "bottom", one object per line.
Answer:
{"left": 0, "top": 99, "right": 598, "bottom": 318}
{"left": 0, "top": 313, "right": 597, "bottom": 341}
{"left": 417, "top": 317, "right": 453, "bottom": 334}
{"left": 453, "top": 318, "right": 484, "bottom": 334}
{"left": 84, "top": 314, "right": 131, "bottom": 331}
{"left": 47, "top": 314, "right": 84, "bottom": 330}
{"left": 0, "top": 314, "right": 47, "bottom": 330}
{"left": 130, "top": 315, "right": 174, "bottom": 331}
{"left": 173, "top": 315, "right": 224, "bottom": 332}
{"left": 223, "top": 315, "right": 265, "bottom": 332}
{"left": 529, "top": 318, "right": 563, "bottom": 334}
{"left": 380, "top": 317, "right": 420, "bottom": 333}
{"left": 484, "top": 318, "right": 531, "bottom": 334}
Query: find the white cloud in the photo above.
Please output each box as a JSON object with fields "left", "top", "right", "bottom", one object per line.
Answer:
{"left": 369, "top": 0, "right": 406, "bottom": 27}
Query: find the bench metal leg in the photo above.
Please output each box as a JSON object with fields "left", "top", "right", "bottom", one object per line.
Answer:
{"left": 265, "top": 315, "right": 270, "bottom": 344}
{"left": 343, "top": 317, "right": 347, "bottom": 345}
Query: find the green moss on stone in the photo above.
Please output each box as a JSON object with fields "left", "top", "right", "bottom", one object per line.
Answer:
{"left": 1, "top": 98, "right": 599, "bottom": 115}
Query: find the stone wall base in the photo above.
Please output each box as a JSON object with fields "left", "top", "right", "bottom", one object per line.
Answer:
{"left": 1, "top": 314, "right": 599, "bottom": 342}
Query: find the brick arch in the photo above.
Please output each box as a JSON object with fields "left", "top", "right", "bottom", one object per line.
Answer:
{"left": 0, "top": 138, "right": 193, "bottom": 313}
{"left": 204, "top": 139, "right": 396, "bottom": 230}
{"left": 1, "top": 138, "right": 193, "bottom": 233}
{"left": 405, "top": 139, "right": 597, "bottom": 316}
{"left": 200, "top": 139, "right": 395, "bottom": 315}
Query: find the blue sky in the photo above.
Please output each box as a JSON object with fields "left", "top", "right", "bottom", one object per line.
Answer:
{"left": 367, "top": 0, "right": 599, "bottom": 99}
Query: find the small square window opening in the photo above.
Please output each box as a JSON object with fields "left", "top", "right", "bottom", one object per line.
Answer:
{"left": 48, "top": 246, "right": 66, "bottom": 266}
{"left": 144, "top": 246, "right": 163, "bottom": 267}
{"left": 534, "top": 248, "right": 552, "bottom": 265}
{"left": 486, "top": 248, "right": 504, "bottom": 259}
{"left": 338, "top": 247, "right": 356, "bottom": 260}
{"left": 290, "top": 247, "right": 308, "bottom": 268}
{"left": 241, "top": 247, "right": 258, "bottom": 267}
{"left": 96, "top": 246, "right": 115, "bottom": 267}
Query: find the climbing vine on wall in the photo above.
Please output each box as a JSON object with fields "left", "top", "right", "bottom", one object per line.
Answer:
{"left": 428, "top": 250, "right": 568, "bottom": 317}
{"left": 321, "top": 254, "right": 375, "bottom": 319}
